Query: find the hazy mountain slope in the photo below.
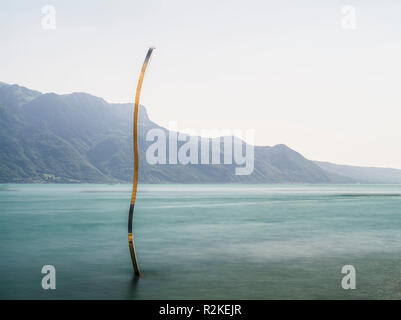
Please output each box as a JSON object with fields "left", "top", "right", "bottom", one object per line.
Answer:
{"left": 0, "top": 83, "right": 41, "bottom": 108}
{"left": 0, "top": 81, "right": 399, "bottom": 184}
{"left": 315, "top": 161, "right": 401, "bottom": 184}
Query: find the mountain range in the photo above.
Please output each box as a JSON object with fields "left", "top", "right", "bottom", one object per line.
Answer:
{"left": 1, "top": 81, "right": 401, "bottom": 184}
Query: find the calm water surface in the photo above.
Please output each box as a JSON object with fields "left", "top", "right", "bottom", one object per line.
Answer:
{"left": 1, "top": 184, "right": 401, "bottom": 299}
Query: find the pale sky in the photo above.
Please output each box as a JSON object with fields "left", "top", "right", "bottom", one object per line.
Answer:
{"left": 1, "top": 0, "right": 401, "bottom": 168}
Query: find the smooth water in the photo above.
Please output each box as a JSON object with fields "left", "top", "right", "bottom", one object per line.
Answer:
{"left": 1, "top": 184, "right": 401, "bottom": 299}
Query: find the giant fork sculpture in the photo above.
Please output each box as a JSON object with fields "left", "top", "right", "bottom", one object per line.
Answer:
{"left": 128, "top": 47, "right": 155, "bottom": 276}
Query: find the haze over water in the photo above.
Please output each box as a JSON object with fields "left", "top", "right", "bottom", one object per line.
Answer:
{"left": 1, "top": 184, "right": 401, "bottom": 299}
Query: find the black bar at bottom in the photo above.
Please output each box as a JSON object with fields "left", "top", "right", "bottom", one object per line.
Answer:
{"left": 0, "top": 300, "right": 394, "bottom": 318}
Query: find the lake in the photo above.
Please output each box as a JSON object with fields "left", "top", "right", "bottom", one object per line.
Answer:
{"left": 1, "top": 184, "right": 401, "bottom": 299}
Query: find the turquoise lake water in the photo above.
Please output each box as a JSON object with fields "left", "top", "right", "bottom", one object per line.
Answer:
{"left": 1, "top": 184, "right": 401, "bottom": 299}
